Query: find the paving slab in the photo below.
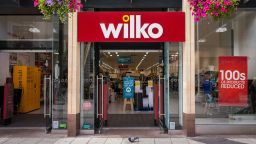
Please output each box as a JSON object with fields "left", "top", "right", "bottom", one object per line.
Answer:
{"left": 2, "top": 138, "right": 24, "bottom": 144}
{"left": 137, "top": 138, "right": 154, "bottom": 144}
{"left": 0, "top": 138, "right": 9, "bottom": 144}
{"left": 37, "top": 138, "right": 60, "bottom": 144}
{"left": 227, "top": 138, "right": 256, "bottom": 144}
{"left": 88, "top": 138, "right": 107, "bottom": 144}
{"left": 171, "top": 138, "right": 188, "bottom": 144}
{"left": 71, "top": 137, "right": 91, "bottom": 144}
{"left": 54, "top": 138, "right": 75, "bottom": 144}
{"left": 105, "top": 138, "right": 123, "bottom": 144}
{"left": 19, "top": 138, "right": 42, "bottom": 144}
{"left": 155, "top": 138, "right": 171, "bottom": 144}
{"left": 121, "top": 138, "right": 134, "bottom": 144}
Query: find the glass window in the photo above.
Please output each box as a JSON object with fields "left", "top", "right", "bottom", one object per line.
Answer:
{"left": 195, "top": 10, "right": 256, "bottom": 125}
{"left": 0, "top": 16, "right": 53, "bottom": 51}
{"left": 80, "top": 43, "right": 95, "bottom": 130}
{"left": 169, "top": 43, "right": 183, "bottom": 129}
{"left": 52, "top": 18, "right": 68, "bottom": 130}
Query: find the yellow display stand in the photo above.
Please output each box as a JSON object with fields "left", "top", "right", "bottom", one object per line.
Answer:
{"left": 123, "top": 98, "right": 134, "bottom": 112}
{"left": 13, "top": 66, "right": 41, "bottom": 113}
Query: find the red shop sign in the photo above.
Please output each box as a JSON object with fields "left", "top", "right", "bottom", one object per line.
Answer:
{"left": 78, "top": 12, "right": 185, "bottom": 42}
{"left": 218, "top": 56, "right": 248, "bottom": 106}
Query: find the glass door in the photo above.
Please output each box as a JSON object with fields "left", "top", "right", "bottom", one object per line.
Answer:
{"left": 154, "top": 43, "right": 169, "bottom": 133}
{"left": 43, "top": 75, "right": 52, "bottom": 133}
{"left": 95, "top": 75, "right": 110, "bottom": 133}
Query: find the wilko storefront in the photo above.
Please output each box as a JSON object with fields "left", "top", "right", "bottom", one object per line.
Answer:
{"left": 75, "top": 11, "right": 186, "bottom": 136}
{"left": 1, "top": 0, "right": 256, "bottom": 138}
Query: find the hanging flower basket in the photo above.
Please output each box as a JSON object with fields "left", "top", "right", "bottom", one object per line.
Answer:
{"left": 188, "top": 0, "right": 239, "bottom": 22}
{"left": 34, "top": 0, "right": 83, "bottom": 23}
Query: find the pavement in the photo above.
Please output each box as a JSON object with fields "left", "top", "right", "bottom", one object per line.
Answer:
{"left": 0, "top": 129, "right": 256, "bottom": 144}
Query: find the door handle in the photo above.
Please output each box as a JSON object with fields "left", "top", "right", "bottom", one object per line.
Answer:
{"left": 158, "top": 75, "right": 165, "bottom": 118}
{"left": 44, "top": 75, "right": 46, "bottom": 118}
{"left": 49, "top": 75, "right": 52, "bottom": 118}
{"left": 44, "top": 75, "right": 52, "bottom": 118}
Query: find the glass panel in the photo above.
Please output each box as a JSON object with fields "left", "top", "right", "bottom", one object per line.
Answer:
{"left": 80, "top": 42, "right": 95, "bottom": 130}
{"left": 195, "top": 10, "right": 256, "bottom": 125}
{"left": 169, "top": 43, "right": 182, "bottom": 129}
{"left": 164, "top": 42, "right": 170, "bottom": 129}
{"left": 52, "top": 18, "right": 68, "bottom": 129}
{"left": 0, "top": 15, "right": 54, "bottom": 128}
{"left": 0, "top": 16, "right": 53, "bottom": 51}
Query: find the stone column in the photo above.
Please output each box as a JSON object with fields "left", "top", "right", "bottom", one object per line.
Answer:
{"left": 182, "top": 1, "right": 196, "bottom": 137}
{"left": 67, "top": 12, "right": 81, "bottom": 137}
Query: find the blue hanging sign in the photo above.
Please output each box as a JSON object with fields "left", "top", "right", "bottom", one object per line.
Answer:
{"left": 117, "top": 56, "right": 131, "bottom": 64}
{"left": 123, "top": 77, "right": 134, "bottom": 99}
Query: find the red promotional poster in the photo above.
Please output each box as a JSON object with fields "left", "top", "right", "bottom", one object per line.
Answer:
{"left": 218, "top": 56, "right": 248, "bottom": 106}
{"left": 78, "top": 12, "right": 185, "bottom": 42}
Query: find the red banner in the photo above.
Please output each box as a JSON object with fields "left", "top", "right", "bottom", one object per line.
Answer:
{"left": 218, "top": 56, "right": 248, "bottom": 106}
{"left": 78, "top": 12, "right": 185, "bottom": 42}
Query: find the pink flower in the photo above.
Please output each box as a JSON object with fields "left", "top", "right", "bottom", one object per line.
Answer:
{"left": 216, "top": 2, "right": 221, "bottom": 8}
{"left": 69, "top": 0, "right": 83, "bottom": 11}
{"left": 34, "top": 0, "right": 38, "bottom": 7}
{"left": 201, "top": 13, "right": 207, "bottom": 18}
{"left": 194, "top": 17, "right": 200, "bottom": 22}
{"left": 221, "top": 7, "right": 226, "bottom": 13}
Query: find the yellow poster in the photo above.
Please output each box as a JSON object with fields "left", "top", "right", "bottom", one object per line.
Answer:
{"left": 135, "top": 80, "right": 140, "bottom": 87}
{"left": 148, "top": 80, "right": 153, "bottom": 87}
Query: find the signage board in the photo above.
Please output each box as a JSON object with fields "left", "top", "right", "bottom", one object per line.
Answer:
{"left": 123, "top": 77, "right": 134, "bottom": 98}
{"left": 78, "top": 12, "right": 185, "bottom": 42}
{"left": 218, "top": 56, "right": 248, "bottom": 106}
{"left": 117, "top": 56, "right": 131, "bottom": 64}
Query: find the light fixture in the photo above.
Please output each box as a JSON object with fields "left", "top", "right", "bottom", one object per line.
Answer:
{"left": 29, "top": 27, "right": 40, "bottom": 33}
{"left": 146, "top": 52, "right": 149, "bottom": 54}
{"left": 116, "top": 52, "right": 118, "bottom": 54}
{"left": 216, "top": 24, "right": 227, "bottom": 33}
{"left": 108, "top": 52, "right": 110, "bottom": 54}
{"left": 144, "top": 55, "right": 147, "bottom": 56}
{"left": 198, "top": 39, "right": 206, "bottom": 43}
{"left": 110, "top": 55, "right": 112, "bottom": 57}
{"left": 117, "top": 55, "right": 119, "bottom": 57}
{"left": 146, "top": 63, "right": 159, "bottom": 70}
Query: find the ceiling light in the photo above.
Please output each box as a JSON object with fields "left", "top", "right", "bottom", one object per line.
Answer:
{"left": 29, "top": 27, "right": 40, "bottom": 33}
{"left": 117, "top": 55, "right": 119, "bottom": 57}
{"left": 110, "top": 55, "right": 112, "bottom": 56}
{"left": 116, "top": 52, "right": 118, "bottom": 54}
{"left": 146, "top": 52, "right": 149, "bottom": 54}
{"left": 216, "top": 24, "right": 227, "bottom": 33}
{"left": 108, "top": 52, "right": 110, "bottom": 54}
{"left": 216, "top": 27, "right": 227, "bottom": 33}
{"left": 144, "top": 55, "right": 147, "bottom": 56}
{"left": 198, "top": 39, "right": 206, "bottom": 43}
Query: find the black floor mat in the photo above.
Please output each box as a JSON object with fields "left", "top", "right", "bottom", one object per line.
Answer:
{"left": 0, "top": 114, "right": 45, "bottom": 127}
{"left": 107, "top": 114, "right": 155, "bottom": 127}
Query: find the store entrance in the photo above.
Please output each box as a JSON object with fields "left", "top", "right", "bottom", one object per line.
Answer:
{"left": 95, "top": 43, "right": 165, "bottom": 129}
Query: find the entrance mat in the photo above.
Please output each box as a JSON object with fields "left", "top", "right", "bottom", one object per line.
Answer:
{"left": 107, "top": 114, "right": 154, "bottom": 127}
{"left": 0, "top": 114, "right": 45, "bottom": 127}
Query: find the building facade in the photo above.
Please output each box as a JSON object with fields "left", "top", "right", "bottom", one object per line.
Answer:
{"left": 0, "top": 0, "right": 255, "bottom": 137}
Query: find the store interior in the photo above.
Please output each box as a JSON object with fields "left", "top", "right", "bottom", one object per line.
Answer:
{"left": 99, "top": 49, "right": 162, "bottom": 127}
{"left": 195, "top": 11, "right": 256, "bottom": 125}
{"left": 0, "top": 52, "right": 52, "bottom": 127}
